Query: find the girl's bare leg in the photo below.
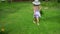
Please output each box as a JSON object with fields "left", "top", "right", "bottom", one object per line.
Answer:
{"left": 33, "top": 17, "right": 36, "bottom": 23}
{"left": 36, "top": 17, "right": 39, "bottom": 25}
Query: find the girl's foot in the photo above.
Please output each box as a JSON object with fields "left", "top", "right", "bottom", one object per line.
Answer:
{"left": 37, "top": 23, "right": 39, "bottom": 26}
{"left": 33, "top": 21, "right": 36, "bottom": 24}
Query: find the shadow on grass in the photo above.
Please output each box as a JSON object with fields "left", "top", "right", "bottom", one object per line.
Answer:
{"left": 0, "top": 31, "right": 9, "bottom": 34}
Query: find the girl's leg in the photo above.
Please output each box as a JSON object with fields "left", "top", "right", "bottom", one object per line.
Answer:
{"left": 33, "top": 17, "right": 36, "bottom": 23}
{"left": 33, "top": 17, "right": 40, "bottom": 26}
{"left": 36, "top": 17, "right": 40, "bottom": 25}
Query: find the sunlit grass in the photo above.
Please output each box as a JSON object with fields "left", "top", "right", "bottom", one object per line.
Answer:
{"left": 0, "top": 2, "right": 60, "bottom": 34}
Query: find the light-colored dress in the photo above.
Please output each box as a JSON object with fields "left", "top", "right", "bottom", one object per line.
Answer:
{"left": 34, "top": 10, "right": 41, "bottom": 18}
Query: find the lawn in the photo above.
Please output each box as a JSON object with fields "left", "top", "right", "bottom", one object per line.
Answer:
{"left": 0, "top": 2, "right": 60, "bottom": 34}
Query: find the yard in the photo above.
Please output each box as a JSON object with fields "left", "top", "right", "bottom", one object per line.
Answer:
{"left": 0, "top": 2, "right": 60, "bottom": 34}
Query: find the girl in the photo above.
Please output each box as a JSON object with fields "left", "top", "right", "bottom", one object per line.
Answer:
{"left": 32, "top": 0, "right": 41, "bottom": 25}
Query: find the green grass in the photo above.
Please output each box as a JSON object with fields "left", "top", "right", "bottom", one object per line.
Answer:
{"left": 0, "top": 2, "right": 60, "bottom": 34}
